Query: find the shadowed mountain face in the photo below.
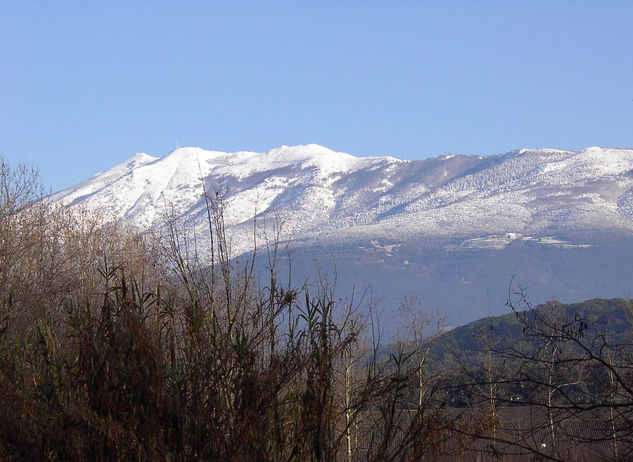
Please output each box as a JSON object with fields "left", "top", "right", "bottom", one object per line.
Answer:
{"left": 51, "top": 144, "right": 633, "bottom": 327}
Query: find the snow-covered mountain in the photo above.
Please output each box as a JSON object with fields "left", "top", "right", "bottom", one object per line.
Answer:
{"left": 53, "top": 144, "right": 401, "bottom": 251}
{"left": 52, "top": 144, "right": 633, "bottom": 327}
{"left": 53, "top": 145, "right": 633, "bottom": 250}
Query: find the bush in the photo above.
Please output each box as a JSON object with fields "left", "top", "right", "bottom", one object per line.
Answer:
{"left": 0, "top": 159, "right": 452, "bottom": 461}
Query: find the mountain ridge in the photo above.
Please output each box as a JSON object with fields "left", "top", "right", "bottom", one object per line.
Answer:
{"left": 52, "top": 144, "right": 633, "bottom": 245}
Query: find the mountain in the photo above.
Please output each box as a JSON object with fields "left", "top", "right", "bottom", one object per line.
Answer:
{"left": 51, "top": 144, "right": 633, "bottom": 328}
{"left": 429, "top": 298, "right": 633, "bottom": 367}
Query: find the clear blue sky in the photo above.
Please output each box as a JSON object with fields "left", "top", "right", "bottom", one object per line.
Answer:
{"left": 1, "top": 1, "right": 632, "bottom": 192}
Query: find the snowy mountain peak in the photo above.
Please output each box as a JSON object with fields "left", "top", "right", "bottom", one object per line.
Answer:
{"left": 51, "top": 144, "right": 633, "bottom": 257}
{"left": 125, "top": 152, "right": 158, "bottom": 168}
{"left": 264, "top": 144, "right": 373, "bottom": 174}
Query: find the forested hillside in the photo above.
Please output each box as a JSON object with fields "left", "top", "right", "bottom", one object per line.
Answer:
{"left": 431, "top": 297, "right": 633, "bottom": 367}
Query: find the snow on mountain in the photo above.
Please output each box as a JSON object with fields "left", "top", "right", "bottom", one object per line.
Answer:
{"left": 50, "top": 144, "right": 633, "bottom": 327}
{"left": 51, "top": 144, "right": 633, "bottom": 256}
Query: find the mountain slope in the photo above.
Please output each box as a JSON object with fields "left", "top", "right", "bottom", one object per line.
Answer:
{"left": 51, "top": 144, "right": 633, "bottom": 327}
{"left": 433, "top": 298, "right": 633, "bottom": 363}
{"left": 52, "top": 145, "right": 633, "bottom": 249}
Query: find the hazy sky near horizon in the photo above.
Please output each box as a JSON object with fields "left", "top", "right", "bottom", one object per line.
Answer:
{"left": 1, "top": 1, "right": 632, "bottom": 192}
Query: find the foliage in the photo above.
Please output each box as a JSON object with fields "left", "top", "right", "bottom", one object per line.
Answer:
{"left": 0, "top": 158, "right": 454, "bottom": 461}
{"left": 3, "top": 157, "right": 633, "bottom": 461}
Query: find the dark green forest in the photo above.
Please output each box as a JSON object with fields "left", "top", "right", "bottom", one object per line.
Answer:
{"left": 1, "top": 158, "right": 633, "bottom": 461}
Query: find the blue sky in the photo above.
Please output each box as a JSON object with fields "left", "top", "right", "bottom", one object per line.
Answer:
{"left": 1, "top": 1, "right": 632, "bottom": 192}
